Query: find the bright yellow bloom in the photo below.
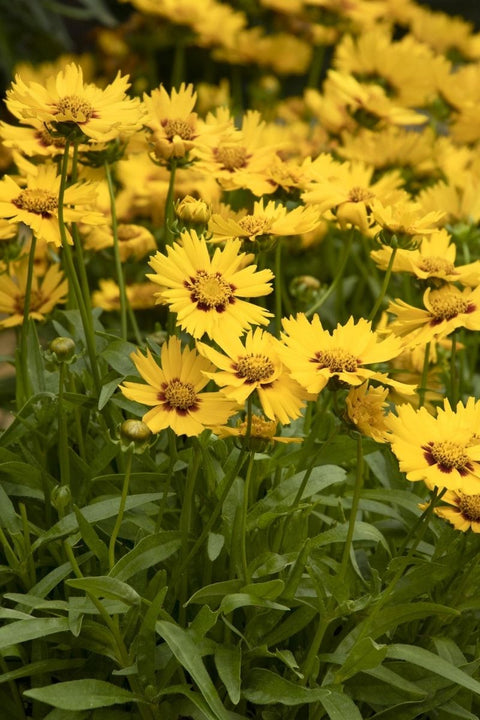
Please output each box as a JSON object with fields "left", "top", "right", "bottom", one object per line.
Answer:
{"left": 197, "top": 328, "right": 307, "bottom": 424}
{"left": 434, "top": 490, "right": 480, "bottom": 533}
{"left": 6, "top": 63, "right": 143, "bottom": 142}
{"left": 388, "top": 284, "right": 480, "bottom": 346}
{"left": 120, "top": 337, "right": 237, "bottom": 436}
{"left": 387, "top": 398, "right": 480, "bottom": 494}
{"left": 208, "top": 199, "right": 321, "bottom": 244}
{"left": 214, "top": 414, "right": 303, "bottom": 449}
{"left": 143, "top": 83, "right": 202, "bottom": 162}
{"left": 371, "top": 229, "right": 480, "bottom": 287}
{"left": 0, "top": 164, "right": 104, "bottom": 246}
{"left": 417, "top": 178, "right": 480, "bottom": 226}
{"left": 92, "top": 279, "right": 157, "bottom": 311}
{"left": 147, "top": 230, "right": 273, "bottom": 340}
{"left": 280, "top": 314, "right": 413, "bottom": 395}
{"left": 84, "top": 223, "right": 156, "bottom": 260}
{"left": 345, "top": 383, "right": 390, "bottom": 443}
{"left": 371, "top": 199, "right": 444, "bottom": 238}
{"left": 0, "top": 257, "right": 67, "bottom": 328}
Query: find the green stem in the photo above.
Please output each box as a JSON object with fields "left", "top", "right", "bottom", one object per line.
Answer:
{"left": 274, "top": 239, "right": 283, "bottom": 338}
{"left": 449, "top": 332, "right": 458, "bottom": 406}
{"left": 307, "top": 44, "right": 326, "bottom": 89}
{"left": 109, "top": 448, "right": 133, "bottom": 570}
{"left": 104, "top": 160, "right": 128, "bottom": 340}
{"left": 178, "top": 440, "right": 202, "bottom": 623}
{"left": 338, "top": 434, "right": 364, "bottom": 581}
{"left": 418, "top": 342, "right": 430, "bottom": 409}
{"left": 368, "top": 245, "right": 398, "bottom": 323}
{"left": 306, "top": 231, "right": 354, "bottom": 318}
{"left": 18, "top": 233, "right": 37, "bottom": 406}
{"left": 58, "top": 362, "right": 70, "bottom": 494}
{"left": 164, "top": 159, "right": 177, "bottom": 245}
{"left": 155, "top": 428, "right": 177, "bottom": 531}
{"left": 240, "top": 450, "right": 255, "bottom": 584}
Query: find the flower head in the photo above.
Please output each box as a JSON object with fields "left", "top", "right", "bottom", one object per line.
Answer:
{"left": 345, "top": 382, "right": 390, "bottom": 442}
{"left": 434, "top": 490, "right": 480, "bottom": 533}
{"left": 120, "top": 337, "right": 237, "bottom": 436}
{"left": 147, "top": 230, "right": 273, "bottom": 340}
{"left": 214, "top": 414, "right": 302, "bottom": 451}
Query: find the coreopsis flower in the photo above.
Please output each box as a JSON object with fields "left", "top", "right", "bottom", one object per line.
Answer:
{"left": 0, "top": 120, "right": 70, "bottom": 158}
{"left": 175, "top": 196, "right": 211, "bottom": 226}
{"left": 92, "top": 279, "right": 157, "bottom": 311}
{"left": 387, "top": 398, "right": 480, "bottom": 494}
{"left": 387, "top": 284, "right": 480, "bottom": 346}
{"left": 83, "top": 223, "right": 156, "bottom": 260}
{"left": 0, "top": 257, "right": 68, "bottom": 328}
{"left": 120, "top": 337, "right": 237, "bottom": 436}
{"left": 434, "top": 490, "right": 480, "bottom": 532}
{"left": 197, "top": 328, "right": 307, "bottom": 424}
{"left": 302, "top": 158, "right": 405, "bottom": 234}
{"left": 208, "top": 199, "right": 321, "bottom": 244}
{"left": 345, "top": 383, "right": 390, "bottom": 442}
{"left": 214, "top": 414, "right": 302, "bottom": 450}
{"left": 280, "top": 314, "right": 414, "bottom": 395}
{"left": 0, "top": 164, "right": 105, "bottom": 246}
{"left": 143, "top": 83, "right": 201, "bottom": 162}
{"left": 146, "top": 230, "right": 273, "bottom": 340}
{"left": 417, "top": 178, "right": 480, "bottom": 226}
{"left": 371, "top": 199, "right": 445, "bottom": 241}
{"left": 6, "top": 63, "right": 143, "bottom": 142}
{"left": 371, "top": 229, "right": 480, "bottom": 287}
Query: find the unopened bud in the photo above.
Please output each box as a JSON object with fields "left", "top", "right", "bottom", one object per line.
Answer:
{"left": 119, "top": 419, "right": 152, "bottom": 453}
{"left": 175, "top": 196, "right": 211, "bottom": 225}
{"left": 50, "top": 337, "right": 76, "bottom": 362}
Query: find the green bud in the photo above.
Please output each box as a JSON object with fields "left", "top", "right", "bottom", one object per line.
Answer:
{"left": 49, "top": 337, "right": 76, "bottom": 362}
{"left": 119, "top": 419, "right": 153, "bottom": 453}
{"left": 51, "top": 485, "right": 71, "bottom": 513}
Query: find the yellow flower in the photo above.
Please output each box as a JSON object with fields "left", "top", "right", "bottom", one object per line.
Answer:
{"left": 143, "top": 83, "right": 200, "bottom": 162}
{"left": 371, "top": 199, "right": 445, "bottom": 238}
{"left": 84, "top": 223, "right": 156, "bottom": 260}
{"left": 214, "top": 414, "right": 303, "bottom": 449}
{"left": 0, "top": 257, "right": 68, "bottom": 328}
{"left": 0, "top": 164, "right": 104, "bottom": 246}
{"left": 434, "top": 490, "right": 480, "bottom": 533}
{"left": 92, "top": 279, "right": 157, "bottom": 311}
{"left": 208, "top": 199, "right": 321, "bottom": 244}
{"left": 371, "top": 229, "right": 480, "bottom": 287}
{"left": 345, "top": 383, "right": 390, "bottom": 442}
{"left": 6, "top": 63, "right": 143, "bottom": 142}
{"left": 417, "top": 179, "right": 480, "bottom": 226}
{"left": 280, "top": 314, "right": 413, "bottom": 395}
{"left": 147, "top": 230, "right": 273, "bottom": 340}
{"left": 197, "top": 328, "right": 307, "bottom": 424}
{"left": 387, "top": 398, "right": 480, "bottom": 494}
{"left": 120, "top": 337, "right": 237, "bottom": 436}
{"left": 387, "top": 284, "right": 480, "bottom": 346}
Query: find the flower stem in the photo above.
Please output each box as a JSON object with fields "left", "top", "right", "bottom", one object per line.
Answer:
{"left": 274, "top": 239, "right": 283, "bottom": 337}
{"left": 306, "top": 230, "right": 354, "bottom": 318}
{"left": 18, "top": 233, "right": 37, "bottom": 406}
{"left": 108, "top": 447, "right": 133, "bottom": 571}
{"left": 368, "top": 245, "right": 398, "bottom": 323}
{"left": 164, "top": 159, "right": 177, "bottom": 245}
{"left": 104, "top": 160, "right": 128, "bottom": 340}
{"left": 58, "top": 362, "right": 70, "bottom": 492}
{"left": 240, "top": 450, "right": 255, "bottom": 584}
{"left": 449, "top": 332, "right": 458, "bottom": 406}
{"left": 307, "top": 44, "right": 326, "bottom": 88}
{"left": 418, "top": 341, "right": 430, "bottom": 408}
{"left": 338, "top": 434, "right": 364, "bottom": 581}
{"left": 178, "top": 439, "right": 202, "bottom": 623}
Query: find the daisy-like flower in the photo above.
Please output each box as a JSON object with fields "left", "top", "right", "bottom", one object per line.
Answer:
{"left": 208, "top": 199, "right": 321, "bottom": 244}
{"left": 143, "top": 83, "right": 202, "bottom": 162}
{"left": 214, "top": 414, "right": 303, "bottom": 450}
{"left": 6, "top": 63, "right": 143, "bottom": 142}
{"left": 345, "top": 382, "right": 390, "bottom": 442}
{"left": 387, "top": 398, "right": 480, "bottom": 494}
{"left": 387, "top": 284, "right": 480, "bottom": 346}
{"left": 371, "top": 199, "right": 445, "bottom": 239}
{"left": 434, "top": 490, "right": 480, "bottom": 532}
{"left": 120, "top": 337, "right": 237, "bottom": 436}
{"left": 147, "top": 230, "right": 274, "bottom": 340}
{"left": 0, "top": 257, "right": 68, "bottom": 328}
{"left": 92, "top": 279, "right": 157, "bottom": 311}
{"left": 371, "top": 229, "right": 480, "bottom": 287}
{"left": 197, "top": 328, "right": 307, "bottom": 424}
{"left": 83, "top": 223, "right": 156, "bottom": 261}
{"left": 0, "top": 164, "right": 105, "bottom": 246}
{"left": 280, "top": 314, "right": 414, "bottom": 396}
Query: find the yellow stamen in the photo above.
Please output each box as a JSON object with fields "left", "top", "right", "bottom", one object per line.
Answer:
{"left": 162, "top": 119, "right": 194, "bottom": 140}
{"left": 313, "top": 347, "right": 358, "bottom": 373}
{"left": 186, "top": 271, "right": 235, "bottom": 312}
{"left": 214, "top": 146, "right": 248, "bottom": 171}
{"left": 161, "top": 379, "right": 198, "bottom": 411}
{"left": 458, "top": 491, "right": 480, "bottom": 522}
{"left": 234, "top": 354, "right": 275, "bottom": 383}
{"left": 55, "top": 95, "right": 95, "bottom": 122}
{"left": 13, "top": 189, "right": 58, "bottom": 216}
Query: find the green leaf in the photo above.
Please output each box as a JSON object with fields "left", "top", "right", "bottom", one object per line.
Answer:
{"left": 336, "top": 637, "right": 388, "bottom": 682}
{"left": 319, "top": 687, "right": 363, "bottom": 720}
{"left": 26, "top": 318, "right": 46, "bottom": 394}
{"left": 66, "top": 576, "right": 141, "bottom": 606}
{"left": 73, "top": 506, "right": 109, "bottom": 568}
{"left": 215, "top": 646, "right": 241, "bottom": 705}
{"left": 242, "top": 668, "right": 330, "bottom": 705}
{"left": 365, "top": 666, "right": 427, "bottom": 698}
{"left": 219, "top": 593, "right": 289, "bottom": 615}
{"left": 98, "top": 376, "right": 125, "bottom": 411}
{"left": 156, "top": 620, "right": 230, "bottom": 720}
{"left": 310, "top": 521, "right": 389, "bottom": 552}
{"left": 100, "top": 339, "right": 138, "bottom": 375}
{"left": 0, "top": 617, "right": 70, "bottom": 650}
{"left": 386, "top": 645, "right": 480, "bottom": 696}
{"left": 109, "top": 532, "right": 181, "bottom": 582}
{"left": 0, "top": 483, "right": 22, "bottom": 534}
{"left": 207, "top": 532, "right": 225, "bottom": 561}
{"left": 23, "top": 679, "right": 141, "bottom": 710}
{"left": 0, "top": 658, "right": 84, "bottom": 685}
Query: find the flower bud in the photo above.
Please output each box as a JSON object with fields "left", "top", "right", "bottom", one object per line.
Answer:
{"left": 119, "top": 419, "right": 152, "bottom": 453}
{"left": 51, "top": 484, "right": 71, "bottom": 513}
{"left": 175, "top": 196, "right": 211, "bottom": 225}
{"left": 49, "top": 337, "right": 76, "bottom": 362}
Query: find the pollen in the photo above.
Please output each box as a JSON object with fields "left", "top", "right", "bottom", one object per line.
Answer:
{"left": 458, "top": 491, "right": 480, "bottom": 522}
{"left": 55, "top": 95, "right": 95, "bottom": 122}
{"left": 238, "top": 216, "right": 272, "bottom": 237}
{"left": 214, "top": 145, "right": 249, "bottom": 171}
{"left": 160, "top": 378, "right": 199, "bottom": 412}
{"left": 239, "top": 415, "right": 277, "bottom": 439}
{"left": 418, "top": 256, "right": 456, "bottom": 275}
{"left": 313, "top": 347, "right": 359, "bottom": 373}
{"left": 186, "top": 270, "right": 235, "bottom": 312}
{"left": 35, "top": 128, "right": 66, "bottom": 148}
{"left": 162, "top": 119, "right": 194, "bottom": 140}
{"left": 348, "top": 186, "right": 375, "bottom": 203}
{"left": 429, "top": 288, "right": 474, "bottom": 322}
{"left": 13, "top": 289, "right": 43, "bottom": 314}
{"left": 12, "top": 189, "right": 58, "bottom": 217}
{"left": 233, "top": 353, "right": 275, "bottom": 383}
{"left": 422, "top": 440, "right": 473, "bottom": 475}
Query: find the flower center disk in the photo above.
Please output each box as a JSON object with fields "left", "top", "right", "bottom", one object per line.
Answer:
{"left": 429, "top": 291, "right": 474, "bottom": 322}
{"left": 55, "top": 95, "right": 95, "bottom": 122}
{"left": 234, "top": 353, "right": 275, "bottom": 383}
{"left": 423, "top": 440, "right": 473, "bottom": 475}
{"left": 313, "top": 347, "right": 358, "bottom": 373}
{"left": 160, "top": 379, "right": 198, "bottom": 412}
{"left": 458, "top": 491, "right": 480, "bottom": 521}
{"left": 186, "top": 271, "right": 235, "bottom": 312}
{"left": 214, "top": 146, "right": 248, "bottom": 171}
{"left": 419, "top": 256, "right": 456, "bottom": 275}
{"left": 13, "top": 189, "right": 58, "bottom": 217}
{"left": 162, "top": 119, "right": 194, "bottom": 140}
